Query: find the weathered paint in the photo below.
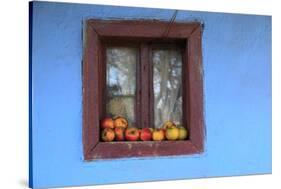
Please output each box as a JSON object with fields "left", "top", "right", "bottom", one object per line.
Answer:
{"left": 30, "top": 1, "right": 272, "bottom": 188}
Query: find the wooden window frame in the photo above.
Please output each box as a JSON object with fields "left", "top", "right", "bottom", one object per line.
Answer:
{"left": 83, "top": 19, "right": 204, "bottom": 160}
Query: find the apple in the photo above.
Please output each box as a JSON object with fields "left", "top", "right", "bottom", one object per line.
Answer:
{"left": 152, "top": 128, "right": 165, "bottom": 141}
{"left": 101, "top": 128, "right": 115, "bottom": 142}
{"left": 178, "top": 126, "right": 188, "bottom": 140}
{"left": 113, "top": 116, "right": 128, "bottom": 129}
{"left": 114, "top": 127, "right": 125, "bottom": 141}
{"left": 125, "top": 127, "right": 140, "bottom": 141}
{"left": 165, "top": 126, "right": 179, "bottom": 140}
{"left": 140, "top": 128, "right": 152, "bottom": 141}
{"left": 148, "top": 128, "right": 154, "bottom": 133}
{"left": 162, "top": 120, "right": 176, "bottom": 130}
{"left": 101, "top": 117, "right": 114, "bottom": 129}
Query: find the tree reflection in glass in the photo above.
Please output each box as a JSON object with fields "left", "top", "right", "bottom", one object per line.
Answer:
{"left": 153, "top": 49, "right": 183, "bottom": 128}
{"left": 106, "top": 47, "right": 137, "bottom": 126}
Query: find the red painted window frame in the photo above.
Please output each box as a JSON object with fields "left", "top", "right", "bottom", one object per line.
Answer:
{"left": 83, "top": 19, "right": 204, "bottom": 160}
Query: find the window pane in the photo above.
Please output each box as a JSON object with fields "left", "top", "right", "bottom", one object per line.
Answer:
{"left": 153, "top": 49, "right": 183, "bottom": 128}
{"left": 106, "top": 47, "right": 137, "bottom": 125}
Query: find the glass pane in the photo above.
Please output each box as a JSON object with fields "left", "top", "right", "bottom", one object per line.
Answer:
{"left": 106, "top": 96, "right": 135, "bottom": 124}
{"left": 106, "top": 47, "right": 137, "bottom": 125}
{"left": 153, "top": 49, "right": 183, "bottom": 128}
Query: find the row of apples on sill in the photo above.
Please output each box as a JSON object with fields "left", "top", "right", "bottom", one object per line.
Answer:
{"left": 100, "top": 116, "right": 188, "bottom": 142}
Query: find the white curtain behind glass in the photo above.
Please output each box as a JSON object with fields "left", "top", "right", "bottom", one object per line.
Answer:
{"left": 153, "top": 49, "right": 183, "bottom": 128}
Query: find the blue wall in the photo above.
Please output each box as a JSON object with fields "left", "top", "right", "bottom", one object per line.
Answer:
{"left": 30, "top": 1, "right": 272, "bottom": 188}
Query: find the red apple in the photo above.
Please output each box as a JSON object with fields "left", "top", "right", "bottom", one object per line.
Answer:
{"left": 101, "top": 128, "right": 115, "bottom": 142}
{"left": 140, "top": 128, "right": 152, "bottom": 141}
{"left": 125, "top": 127, "right": 140, "bottom": 141}
{"left": 114, "top": 127, "right": 125, "bottom": 141}
{"left": 101, "top": 117, "right": 114, "bottom": 129}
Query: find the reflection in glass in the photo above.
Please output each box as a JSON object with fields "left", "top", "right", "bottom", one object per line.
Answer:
{"left": 106, "top": 47, "right": 137, "bottom": 125}
{"left": 153, "top": 49, "right": 183, "bottom": 128}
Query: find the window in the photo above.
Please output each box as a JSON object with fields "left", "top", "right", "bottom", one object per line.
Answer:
{"left": 83, "top": 20, "right": 204, "bottom": 160}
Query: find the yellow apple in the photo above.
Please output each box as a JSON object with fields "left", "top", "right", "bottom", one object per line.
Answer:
{"left": 165, "top": 126, "right": 179, "bottom": 140}
{"left": 178, "top": 126, "right": 188, "bottom": 140}
{"left": 162, "top": 120, "right": 176, "bottom": 130}
{"left": 113, "top": 116, "right": 128, "bottom": 129}
{"left": 101, "top": 128, "right": 115, "bottom": 142}
{"left": 152, "top": 129, "right": 165, "bottom": 141}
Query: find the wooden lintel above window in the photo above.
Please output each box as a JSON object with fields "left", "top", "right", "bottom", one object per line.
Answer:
{"left": 87, "top": 19, "right": 200, "bottom": 39}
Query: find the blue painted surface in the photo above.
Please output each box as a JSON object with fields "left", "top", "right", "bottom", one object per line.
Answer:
{"left": 30, "top": 1, "right": 272, "bottom": 188}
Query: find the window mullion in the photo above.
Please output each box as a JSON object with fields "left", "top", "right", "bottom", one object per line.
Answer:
{"left": 140, "top": 43, "right": 151, "bottom": 128}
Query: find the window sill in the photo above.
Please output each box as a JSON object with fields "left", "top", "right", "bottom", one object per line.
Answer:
{"left": 85, "top": 140, "right": 203, "bottom": 160}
